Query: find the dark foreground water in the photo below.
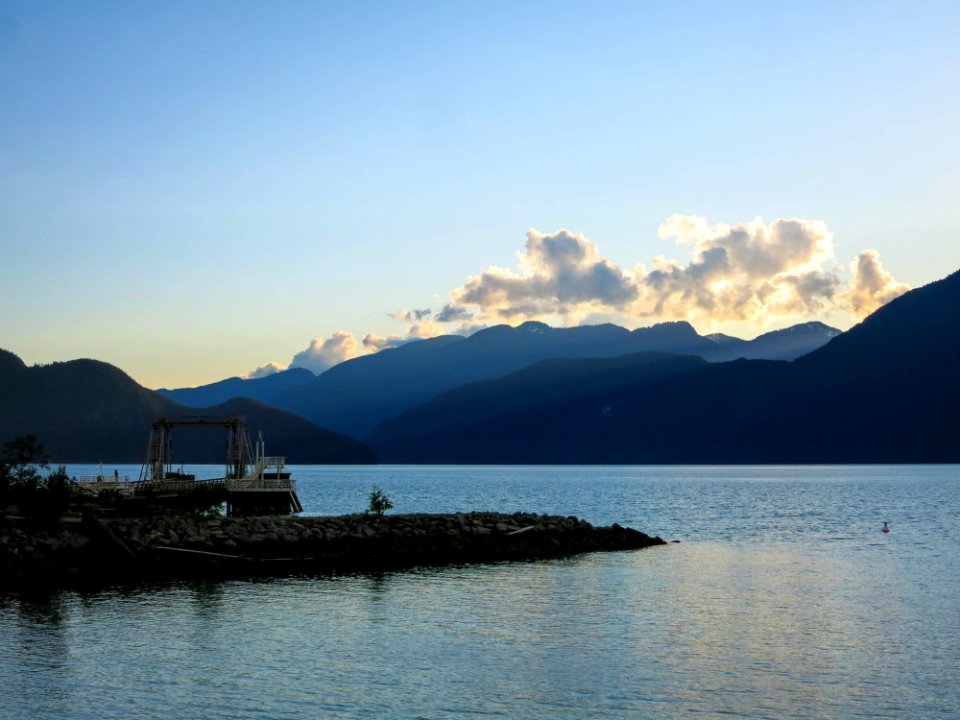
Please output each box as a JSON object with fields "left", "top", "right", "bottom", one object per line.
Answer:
{"left": 3, "top": 465, "right": 959, "bottom": 719}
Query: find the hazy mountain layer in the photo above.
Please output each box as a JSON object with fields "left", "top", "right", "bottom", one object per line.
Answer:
{"left": 157, "top": 368, "right": 315, "bottom": 408}
{"left": 271, "top": 320, "right": 839, "bottom": 439}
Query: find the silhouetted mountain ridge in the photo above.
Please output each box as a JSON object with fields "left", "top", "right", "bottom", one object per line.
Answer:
{"left": 797, "top": 273, "right": 960, "bottom": 377}
{"left": 371, "top": 268, "right": 960, "bottom": 463}
{"left": 0, "top": 354, "right": 374, "bottom": 464}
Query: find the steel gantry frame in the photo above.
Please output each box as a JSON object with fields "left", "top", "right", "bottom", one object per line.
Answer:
{"left": 139, "top": 415, "right": 254, "bottom": 483}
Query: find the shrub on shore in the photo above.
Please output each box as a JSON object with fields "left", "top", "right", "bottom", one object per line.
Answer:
{"left": 366, "top": 486, "right": 393, "bottom": 516}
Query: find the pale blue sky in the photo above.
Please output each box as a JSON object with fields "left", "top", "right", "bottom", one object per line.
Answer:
{"left": 2, "top": 1, "right": 958, "bottom": 388}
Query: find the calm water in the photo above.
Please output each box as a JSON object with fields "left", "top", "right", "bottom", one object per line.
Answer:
{"left": 3, "top": 465, "right": 959, "bottom": 719}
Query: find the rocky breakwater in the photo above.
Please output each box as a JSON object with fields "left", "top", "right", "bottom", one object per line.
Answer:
{"left": 1, "top": 512, "right": 666, "bottom": 589}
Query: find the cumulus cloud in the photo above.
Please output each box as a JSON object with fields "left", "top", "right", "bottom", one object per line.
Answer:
{"left": 244, "top": 362, "right": 287, "bottom": 379}
{"left": 842, "top": 249, "right": 910, "bottom": 319}
{"left": 289, "top": 330, "right": 362, "bottom": 374}
{"left": 282, "top": 319, "right": 449, "bottom": 376}
{"left": 268, "top": 215, "right": 908, "bottom": 379}
{"left": 449, "top": 229, "right": 637, "bottom": 322}
{"left": 436, "top": 216, "right": 908, "bottom": 330}
{"left": 639, "top": 215, "right": 841, "bottom": 322}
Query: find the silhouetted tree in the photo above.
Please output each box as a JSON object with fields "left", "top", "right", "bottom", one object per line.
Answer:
{"left": 2, "top": 434, "right": 48, "bottom": 492}
{"left": 1, "top": 436, "right": 74, "bottom": 518}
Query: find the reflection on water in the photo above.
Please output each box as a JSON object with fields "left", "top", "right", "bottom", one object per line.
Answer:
{"left": 4, "top": 465, "right": 960, "bottom": 719}
{"left": 7, "top": 595, "right": 69, "bottom": 720}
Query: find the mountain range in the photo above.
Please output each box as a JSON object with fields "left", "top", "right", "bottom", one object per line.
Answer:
{"left": 161, "top": 320, "right": 839, "bottom": 440}
{"left": 0, "top": 351, "right": 374, "bottom": 464}
{"left": 371, "top": 269, "right": 960, "bottom": 463}
{"left": 157, "top": 367, "right": 315, "bottom": 408}
{"left": 4, "top": 267, "right": 957, "bottom": 465}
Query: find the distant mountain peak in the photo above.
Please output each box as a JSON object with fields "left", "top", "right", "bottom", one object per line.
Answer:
{"left": 773, "top": 321, "right": 840, "bottom": 337}
{"left": 640, "top": 319, "right": 697, "bottom": 332}
{"left": 706, "top": 333, "right": 745, "bottom": 346}
{"left": 518, "top": 321, "right": 551, "bottom": 334}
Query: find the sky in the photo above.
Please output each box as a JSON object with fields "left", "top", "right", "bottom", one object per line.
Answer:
{"left": 2, "top": 1, "right": 959, "bottom": 389}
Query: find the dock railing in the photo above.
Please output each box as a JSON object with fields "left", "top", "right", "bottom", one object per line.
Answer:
{"left": 227, "top": 456, "right": 295, "bottom": 492}
{"left": 74, "top": 475, "right": 136, "bottom": 497}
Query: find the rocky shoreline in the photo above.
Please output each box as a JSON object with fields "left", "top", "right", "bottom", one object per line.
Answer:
{"left": 1, "top": 511, "right": 666, "bottom": 590}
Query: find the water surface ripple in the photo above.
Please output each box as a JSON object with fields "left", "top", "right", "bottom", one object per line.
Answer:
{"left": 2, "top": 465, "right": 958, "bottom": 719}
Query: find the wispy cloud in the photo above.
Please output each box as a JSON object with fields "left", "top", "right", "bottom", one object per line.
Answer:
{"left": 391, "top": 308, "right": 433, "bottom": 322}
{"left": 434, "top": 304, "right": 471, "bottom": 322}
